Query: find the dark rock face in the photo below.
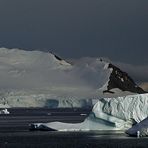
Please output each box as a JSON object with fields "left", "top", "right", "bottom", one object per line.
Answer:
{"left": 54, "top": 54, "right": 63, "bottom": 61}
{"left": 53, "top": 53, "right": 71, "bottom": 65}
{"left": 103, "top": 63, "right": 146, "bottom": 94}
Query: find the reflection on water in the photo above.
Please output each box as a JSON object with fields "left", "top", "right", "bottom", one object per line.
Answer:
{"left": 33, "top": 131, "right": 148, "bottom": 148}
{"left": 46, "top": 130, "right": 133, "bottom": 139}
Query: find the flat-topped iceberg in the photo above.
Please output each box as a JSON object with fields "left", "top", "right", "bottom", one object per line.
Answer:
{"left": 30, "top": 93, "right": 148, "bottom": 131}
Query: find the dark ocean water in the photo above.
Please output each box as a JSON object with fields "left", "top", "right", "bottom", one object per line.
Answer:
{"left": 0, "top": 108, "right": 147, "bottom": 148}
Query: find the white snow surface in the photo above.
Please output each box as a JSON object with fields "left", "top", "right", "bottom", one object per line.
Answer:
{"left": 93, "top": 93, "right": 148, "bottom": 123}
{"left": 0, "top": 48, "right": 137, "bottom": 108}
{"left": 32, "top": 93, "right": 148, "bottom": 131}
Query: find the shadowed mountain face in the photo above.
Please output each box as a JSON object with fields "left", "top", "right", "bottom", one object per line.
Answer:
{"left": 103, "top": 63, "right": 146, "bottom": 94}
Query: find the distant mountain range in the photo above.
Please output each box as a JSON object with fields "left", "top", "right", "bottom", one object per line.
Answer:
{"left": 0, "top": 48, "right": 146, "bottom": 108}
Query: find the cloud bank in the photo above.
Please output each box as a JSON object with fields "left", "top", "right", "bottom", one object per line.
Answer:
{"left": 140, "top": 83, "right": 148, "bottom": 92}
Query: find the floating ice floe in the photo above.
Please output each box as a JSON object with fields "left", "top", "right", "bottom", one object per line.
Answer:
{"left": 0, "top": 108, "right": 10, "bottom": 114}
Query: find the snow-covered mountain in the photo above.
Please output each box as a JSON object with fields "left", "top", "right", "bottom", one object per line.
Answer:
{"left": 0, "top": 48, "right": 146, "bottom": 108}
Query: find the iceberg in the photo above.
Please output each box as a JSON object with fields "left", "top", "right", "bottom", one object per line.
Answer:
{"left": 30, "top": 93, "right": 148, "bottom": 131}
{"left": 93, "top": 93, "right": 148, "bottom": 123}
{"left": 30, "top": 113, "right": 133, "bottom": 131}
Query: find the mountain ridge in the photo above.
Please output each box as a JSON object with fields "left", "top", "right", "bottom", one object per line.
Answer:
{"left": 0, "top": 47, "right": 146, "bottom": 108}
{"left": 103, "top": 63, "right": 146, "bottom": 94}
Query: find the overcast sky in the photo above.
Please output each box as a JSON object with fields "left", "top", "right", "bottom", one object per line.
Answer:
{"left": 0, "top": 0, "right": 148, "bottom": 65}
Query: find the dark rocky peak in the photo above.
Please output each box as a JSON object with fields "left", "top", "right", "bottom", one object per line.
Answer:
{"left": 49, "top": 52, "right": 71, "bottom": 66}
{"left": 49, "top": 51, "right": 62, "bottom": 61}
{"left": 103, "top": 63, "right": 147, "bottom": 94}
{"left": 53, "top": 54, "right": 63, "bottom": 61}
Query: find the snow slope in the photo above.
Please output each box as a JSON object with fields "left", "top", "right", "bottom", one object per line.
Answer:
{"left": 0, "top": 48, "right": 145, "bottom": 108}
{"left": 31, "top": 93, "right": 148, "bottom": 131}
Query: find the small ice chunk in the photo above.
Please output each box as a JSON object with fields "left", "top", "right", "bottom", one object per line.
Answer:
{"left": 0, "top": 108, "right": 10, "bottom": 114}
{"left": 137, "top": 131, "right": 140, "bottom": 138}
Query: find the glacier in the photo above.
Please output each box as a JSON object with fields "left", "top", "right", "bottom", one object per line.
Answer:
{"left": 31, "top": 93, "right": 148, "bottom": 131}
{"left": 0, "top": 92, "right": 92, "bottom": 108}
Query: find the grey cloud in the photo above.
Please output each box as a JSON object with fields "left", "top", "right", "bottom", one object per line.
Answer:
{"left": 139, "top": 83, "right": 148, "bottom": 92}
{"left": 70, "top": 57, "right": 148, "bottom": 83}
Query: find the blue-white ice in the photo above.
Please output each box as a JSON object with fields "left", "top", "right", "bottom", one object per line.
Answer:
{"left": 31, "top": 94, "right": 148, "bottom": 131}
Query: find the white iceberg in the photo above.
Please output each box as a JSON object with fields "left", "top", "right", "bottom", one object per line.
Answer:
{"left": 30, "top": 113, "right": 133, "bottom": 131}
{"left": 93, "top": 93, "right": 148, "bottom": 123}
{"left": 30, "top": 93, "right": 148, "bottom": 131}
